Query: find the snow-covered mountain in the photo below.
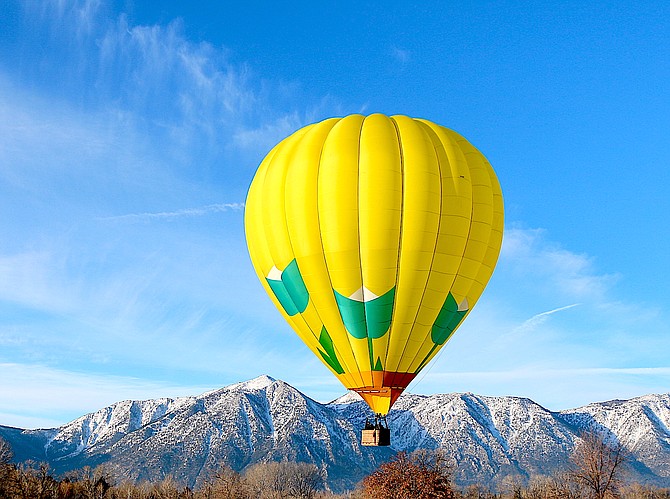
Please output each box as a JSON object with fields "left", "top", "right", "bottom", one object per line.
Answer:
{"left": 1, "top": 376, "right": 669, "bottom": 492}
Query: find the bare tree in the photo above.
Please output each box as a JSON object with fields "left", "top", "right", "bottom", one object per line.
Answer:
{"left": 523, "top": 475, "right": 554, "bottom": 499}
{"left": 0, "top": 436, "right": 13, "bottom": 466}
{"left": 619, "top": 483, "right": 670, "bottom": 499}
{"left": 362, "top": 449, "right": 454, "bottom": 499}
{"left": 568, "top": 430, "right": 627, "bottom": 499}
{"left": 547, "top": 472, "right": 584, "bottom": 499}
{"left": 201, "top": 464, "right": 248, "bottom": 499}
{"left": 285, "top": 463, "right": 323, "bottom": 499}
{"left": 0, "top": 437, "right": 16, "bottom": 498}
{"left": 244, "top": 461, "right": 323, "bottom": 499}
{"left": 244, "top": 461, "right": 285, "bottom": 498}
{"left": 146, "top": 475, "right": 194, "bottom": 499}
{"left": 498, "top": 473, "right": 526, "bottom": 498}
{"left": 65, "top": 465, "right": 114, "bottom": 499}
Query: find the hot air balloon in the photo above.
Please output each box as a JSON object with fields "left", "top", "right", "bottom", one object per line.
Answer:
{"left": 245, "top": 114, "right": 503, "bottom": 446}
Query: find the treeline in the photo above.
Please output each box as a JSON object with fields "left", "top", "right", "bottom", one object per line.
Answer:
{"left": 2, "top": 433, "right": 670, "bottom": 498}
{"left": 0, "top": 458, "right": 325, "bottom": 498}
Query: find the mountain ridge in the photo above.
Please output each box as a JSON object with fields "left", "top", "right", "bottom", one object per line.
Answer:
{"left": 1, "top": 376, "right": 669, "bottom": 492}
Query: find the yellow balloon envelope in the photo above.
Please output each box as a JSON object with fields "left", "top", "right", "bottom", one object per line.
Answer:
{"left": 245, "top": 114, "right": 503, "bottom": 415}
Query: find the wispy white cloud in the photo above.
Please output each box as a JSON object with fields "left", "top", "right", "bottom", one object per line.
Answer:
{"left": 99, "top": 203, "right": 245, "bottom": 222}
{"left": 0, "top": 251, "right": 75, "bottom": 312}
{"left": 97, "top": 16, "right": 258, "bottom": 127}
{"left": 0, "top": 79, "right": 119, "bottom": 183}
{"left": 419, "top": 365, "right": 670, "bottom": 410}
{"left": 0, "top": 362, "right": 214, "bottom": 429}
{"left": 231, "top": 95, "right": 347, "bottom": 157}
{"left": 429, "top": 365, "right": 670, "bottom": 381}
{"left": 500, "top": 226, "right": 620, "bottom": 301}
{"left": 232, "top": 113, "right": 306, "bottom": 154}
{"left": 11, "top": 0, "right": 321, "bottom": 180}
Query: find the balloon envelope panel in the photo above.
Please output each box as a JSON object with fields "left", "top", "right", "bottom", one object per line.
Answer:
{"left": 244, "top": 114, "right": 503, "bottom": 415}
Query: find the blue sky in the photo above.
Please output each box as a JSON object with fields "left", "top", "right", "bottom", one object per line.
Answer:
{"left": 1, "top": 0, "right": 669, "bottom": 429}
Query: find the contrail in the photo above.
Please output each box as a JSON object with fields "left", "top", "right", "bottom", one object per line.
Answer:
{"left": 99, "top": 202, "right": 245, "bottom": 222}
{"left": 517, "top": 303, "right": 580, "bottom": 330}
{"left": 531, "top": 303, "right": 580, "bottom": 320}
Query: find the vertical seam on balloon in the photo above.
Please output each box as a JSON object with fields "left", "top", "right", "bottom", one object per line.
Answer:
{"left": 413, "top": 136, "right": 502, "bottom": 391}
{"left": 245, "top": 146, "right": 277, "bottom": 311}
{"left": 473, "top": 162, "right": 500, "bottom": 290}
{"left": 453, "top": 157, "right": 500, "bottom": 327}
{"left": 245, "top": 145, "right": 277, "bottom": 278}
{"left": 401, "top": 123, "right": 460, "bottom": 393}
{"left": 486, "top": 177, "right": 505, "bottom": 282}
{"left": 386, "top": 117, "right": 440, "bottom": 386}
{"left": 452, "top": 143, "right": 493, "bottom": 307}
{"left": 301, "top": 119, "right": 360, "bottom": 381}
{"left": 413, "top": 133, "right": 481, "bottom": 381}
{"left": 397, "top": 120, "right": 445, "bottom": 381}
{"left": 259, "top": 133, "right": 314, "bottom": 352}
{"left": 277, "top": 130, "right": 326, "bottom": 352}
{"left": 262, "top": 125, "right": 342, "bottom": 377}
{"left": 357, "top": 116, "right": 374, "bottom": 384}
{"left": 384, "top": 116, "right": 406, "bottom": 390}
{"left": 313, "top": 117, "right": 366, "bottom": 387}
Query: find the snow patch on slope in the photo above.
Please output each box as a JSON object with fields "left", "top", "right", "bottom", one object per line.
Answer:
{"left": 226, "top": 374, "right": 277, "bottom": 392}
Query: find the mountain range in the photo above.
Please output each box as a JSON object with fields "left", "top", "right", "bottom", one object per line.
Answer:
{"left": 1, "top": 375, "right": 669, "bottom": 492}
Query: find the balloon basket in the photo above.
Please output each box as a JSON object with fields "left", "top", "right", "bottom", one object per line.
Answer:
{"left": 361, "top": 414, "right": 390, "bottom": 446}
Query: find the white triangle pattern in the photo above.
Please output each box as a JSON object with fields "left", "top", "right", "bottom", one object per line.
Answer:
{"left": 348, "top": 286, "right": 379, "bottom": 303}
{"left": 267, "top": 265, "right": 283, "bottom": 280}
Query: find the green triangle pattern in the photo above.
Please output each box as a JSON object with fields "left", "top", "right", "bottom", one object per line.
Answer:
{"left": 430, "top": 292, "right": 467, "bottom": 345}
{"left": 317, "top": 326, "right": 344, "bottom": 374}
